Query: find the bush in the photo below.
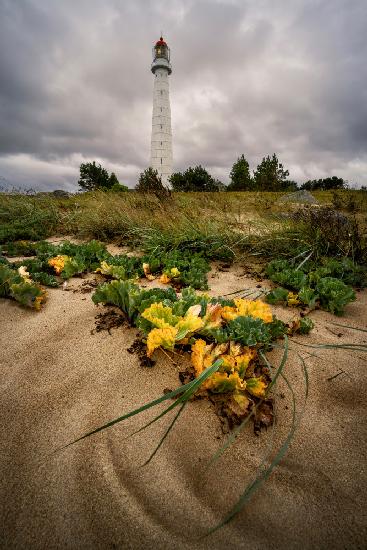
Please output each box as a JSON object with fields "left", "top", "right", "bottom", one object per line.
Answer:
{"left": 169, "top": 166, "right": 223, "bottom": 192}
{"left": 0, "top": 195, "right": 59, "bottom": 243}
{"left": 290, "top": 207, "right": 366, "bottom": 262}
{"left": 136, "top": 168, "right": 171, "bottom": 201}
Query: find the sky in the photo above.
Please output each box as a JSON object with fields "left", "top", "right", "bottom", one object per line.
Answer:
{"left": 0, "top": 0, "right": 366, "bottom": 191}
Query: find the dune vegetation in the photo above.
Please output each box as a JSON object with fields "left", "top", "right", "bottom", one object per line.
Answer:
{"left": 1, "top": 188, "right": 366, "bottom": 538}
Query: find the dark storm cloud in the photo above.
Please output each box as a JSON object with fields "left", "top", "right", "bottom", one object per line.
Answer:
{"left": 0, "top": 0, "right": 366, "bottom": 190}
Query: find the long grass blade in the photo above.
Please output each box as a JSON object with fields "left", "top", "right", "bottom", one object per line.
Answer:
{"left": 221, "top": 287, "right": 252, "bottom": 297}
{"left": 330, "top": 321, "right": 367, "bottom": 333}
{"left": 292, "top": 341, "right": 367, "bottom": 352}
{"left": 206, "top": 366, "right": 299, "bottom": 536}
{"left": 295, "top": 250, "right": 313, "bottom": 271}
{"left": 290, "top": 248, "right": 312, "bottom": 264}
{"left": 128, "top": 359, "right": 223, "bottom": 437}
{"left": 59, "top": 359, "right": 223, "bottom": 453}
{"left": 57, "top": 379, "right": 197, "bottom": 451}
{"left": 297, "top": 353, "right": 310, "bottom": 401}
{"left": 142, "top": 402, "right": 187, "bottom": 467}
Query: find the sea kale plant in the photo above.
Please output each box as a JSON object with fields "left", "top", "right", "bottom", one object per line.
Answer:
{"left": 92, "top": 281, "right": 291, "bottom": 425}
{"left": 0, "top": 263, "right": 47, "bottom": 309}
{"left": 265, "top": 257, "right": 363, "bottom": 315}
{"left": 0, "top": 240, "right": 212, "bottom": 307}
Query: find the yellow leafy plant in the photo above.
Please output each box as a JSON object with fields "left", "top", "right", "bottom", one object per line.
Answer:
{"left": 235, "top": 349, "right": 257, "bottom": 377}
{"left": 141, "top": 302, "right": 179, "bottom": 328}
{"left": 96, "top": 261, "right": 112, "bottom": 275}
{"left": 287, "top": 292, "right": 300, "bottom": 306}
{"left": 48, "top": 255, "right": 69, "bottom": 275}
{"left": 205, "top": 371, "right": 244, "bottom": 393}
{"left": 201, "top": 303, "right": 223, "bottom": 331}
{"left": 33, "top": 291, "right": 47, "bottom": 311}
{"left": 159, "top": 273, "right": 171, "bottom": 284}
{"left": 142, "top": 303, "right": 205, "bottom": 357}
{"left": 190, "top": 338, "right": 259, "bottom": 394}
{"left": 147, "top": 326, "right": 178, "bottom": 357}
{"left": 221, "top": 298, "right": 273, "bottom": 324}
{"left": 191, "top": 339, "right": 214, "bottom": 377}
{"left": 159, "top": 267, "right": 180, "bottom": 284}
{"left": 246, "top": 377, "right": 267, "bottom": 398}
{"left": 175, "top": 313, "right": 204, "bottom": 340}
{"left": 224, "top": 391, "right": 251, "bottom": 419}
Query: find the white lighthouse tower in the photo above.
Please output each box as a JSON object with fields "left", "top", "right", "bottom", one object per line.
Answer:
{"left": 150, "top": 36, "right": 173, "bottom": 185}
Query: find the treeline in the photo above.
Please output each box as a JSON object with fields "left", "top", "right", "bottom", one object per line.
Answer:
{"left": 137, "top": 154, "right": 297, "bottom": 193}
{"left": 300, "top": 176, "right": 346, "bottom": 191}
{"left": 77, "top": 156, "right": 350, "bottom": 193}
{"left": 147, "top": 154, "right": 349, "bottom": 193}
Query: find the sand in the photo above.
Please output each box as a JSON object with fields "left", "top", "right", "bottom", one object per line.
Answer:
{"left": 1, "top": 264, "right": 366, "bottom": 549}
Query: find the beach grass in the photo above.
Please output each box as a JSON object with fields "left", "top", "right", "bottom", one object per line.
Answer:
{"left": 1, "top": 190, "right": 366, "bottom": 263}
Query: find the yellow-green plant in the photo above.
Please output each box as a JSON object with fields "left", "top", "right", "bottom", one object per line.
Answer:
{"left": 0, "top": 264, "right": 47, "bottom": 309}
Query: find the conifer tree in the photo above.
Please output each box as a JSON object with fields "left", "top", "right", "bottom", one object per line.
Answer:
{"left": 228, "top": 155, "right": 253, "bottom": 190}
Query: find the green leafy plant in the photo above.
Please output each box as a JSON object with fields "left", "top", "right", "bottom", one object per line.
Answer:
{"left": 92, "top": 280, "right": 177, "bottom": 324}
{"left": 315, "top": 277, "right": 356, "bottom": 316}
{"left": 0, "top": 255, "right": 10, "bottom": 266}
{"left": 265, "top": 287, "right": 289, "bottom": 305}
{"left": 266, "top": 266, "right": 307, "bottom": 290}
{"left": 298, "top": 287, "right": 318, "bottom": 309}
{"left": 57, "top": 240, "right": 109, "bottom": 271}
{"left": 92, "top": 284, "right": 287, "bottom": 396}
{"left": 265, "top": 257, "right": 359, "bottom": 314}
{"left": 298, "top": 317, "right": 314, "bottom": 334}
{"left": 141, "top": 249, "right": 210, "bottom": 290}
{"left": 29, "top": 272, "right": 59, "bottom": 287}
{"left": 226, "top": 316, "right": 271, "bottom": 346}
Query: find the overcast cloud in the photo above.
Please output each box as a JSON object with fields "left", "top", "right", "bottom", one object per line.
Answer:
{"left": 0, "top": 0, "right": 366, "bottom": 190}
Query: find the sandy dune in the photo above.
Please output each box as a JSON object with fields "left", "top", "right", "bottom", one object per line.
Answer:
{"left": 1, "top": 267, "right": 366, "bottom": 549}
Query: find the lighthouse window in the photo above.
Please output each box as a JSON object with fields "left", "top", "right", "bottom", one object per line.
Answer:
{"left": 161, "top": 158, "right": 162, "bottom": 164}
{"left": 160, "top": 107, "right": 162, "bottom": 112}
{"left": 160, "top": 125, "right": 162, "bottom": 129}
{"left": 160, "top": 141, "right": 162, "bottom": 145}
{"left": 161, "top": 90, "right": 163, "bottom": 95}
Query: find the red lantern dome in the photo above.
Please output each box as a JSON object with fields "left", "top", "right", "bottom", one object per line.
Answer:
{"left": 152, "top": 35, "right": 171, "bottom": 71}
{"left": 155, "top": 36, "right": 167, "bottom": 46}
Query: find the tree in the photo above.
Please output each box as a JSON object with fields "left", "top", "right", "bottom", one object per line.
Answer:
{"left": 253, "top": 154, "right": 290, "bottom": 191}
{"left": 109, "top": 172, "right": 119, "bottom": 187}
{"left": 78, "top": 161, "right": 112, "bottom": 191}
{"left": 301, "top": 176, "right": 347, "bottom": 191}
{"left": 283, "top": 180, "right": 299, "bottom": 192}
{"left": 169, "top": 165, "right": 221, "bottom": 192}
{"left": 135, "top": 167, "right": 171, "bottom": 200}
{"left": 78, "top": 162, "right": 128, "bottom": 192}
{"left": 108, "top": 172, "right": 128, "bottom": 192}
{"left": 227, "top": 155, "right": 253, "bottom": 191}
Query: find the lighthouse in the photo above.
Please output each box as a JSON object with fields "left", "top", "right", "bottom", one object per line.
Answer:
{"left": 150, "top": 36, "right": 173, "bottom": 185}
